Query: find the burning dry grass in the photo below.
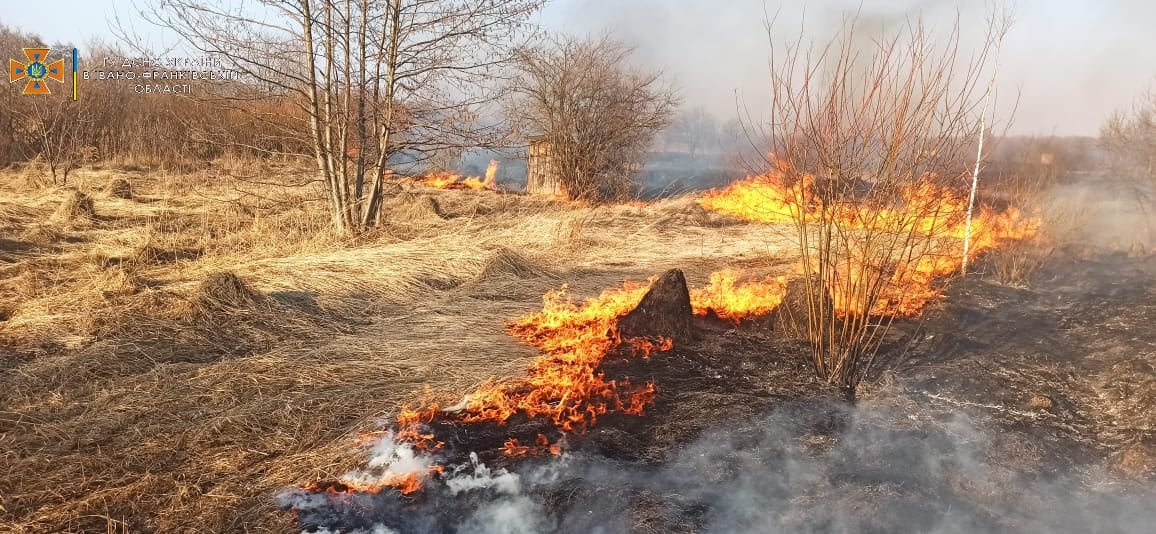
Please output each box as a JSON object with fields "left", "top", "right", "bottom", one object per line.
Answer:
{"left": 4, "top": 161, "right": 1143, "bottom": 532}
{"left": 0, "top": 165, "right": 789, "bottom": 532}
{"left": 411, "top": 160, "right": 502, "bottom": 191}
{"left": 699, "top": 171, "right": 1042, "bottom": 316}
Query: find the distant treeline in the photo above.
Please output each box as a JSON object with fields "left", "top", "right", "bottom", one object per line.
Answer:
{"left": 0, "top": 22, "right": 1114, "bottom": 190}
{"left": 0, "top": 23, "right": 308, "bottom": 179}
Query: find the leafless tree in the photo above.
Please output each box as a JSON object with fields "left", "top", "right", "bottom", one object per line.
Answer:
{"left": 139, "top": 0, "right": 545, "bottom": 232}
{"left": 507, "top": 34, "right": 680, "bottom": 202}
{"left": 667, "top": 106, "right": 719, "bottom": 158}
{"left": 21, "top": 98, "right": 93, "bottom": 184}
{"left": 1102, "top": 86, "right": 1156, "bottom": 238}
{"left": 757, "top": 11, "right": 1013, "bottom": 396}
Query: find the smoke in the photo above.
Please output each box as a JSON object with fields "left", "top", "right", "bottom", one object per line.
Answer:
{"left": 1041, "top": 179, "right": 1156, "bottom": 252}
{"left": 280, "top": 396, "right": 1156, "bottom": 533}
{"left": 541, "top": 0, "right": 1156, "bottom": 136}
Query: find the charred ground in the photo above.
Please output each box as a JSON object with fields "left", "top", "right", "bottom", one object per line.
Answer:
{"left": 288, "top": 253, "right": 1156, "bottom": 533}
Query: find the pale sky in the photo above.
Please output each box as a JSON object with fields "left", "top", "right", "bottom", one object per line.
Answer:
{"left": 5, "top": 0, "right": 1155, "bottom": 136}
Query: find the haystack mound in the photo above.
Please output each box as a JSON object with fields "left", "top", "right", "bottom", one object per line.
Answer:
{"left": 104, "top": 177, "right": 133, "bottom": 199}
{"left": 190, "top": 271, "right": 264, "bottom": 312}
{"left": 51, "top": 189, "right": 95, "bottom": 223}
{"left": 774, "top": 275, "right": 833, "bottom": 339}
{"left": 618, "top": 268, "right": 696, "bottom": 343}
{"left": 391, "top": 193, "right": 444, "bottom": 223}
{"left": 475, "top": 247, "right": 548, "bottom": 282}
{"left": 654, "top": 197, "right": 740, "bottom": 228}
{"left": 98, "top": 267, "right": 145, "bottom": 299}
{"left": 437, "top": 195, "right": 496, "bottom": 219}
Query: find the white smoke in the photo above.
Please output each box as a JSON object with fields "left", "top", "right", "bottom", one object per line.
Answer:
{"left": 446, "top": 452, "right": 522, "bottom": 495}
{"left": 339, "top": 431, "right": 438, "bottom": 489}
{"left": 288, "top": 399, "right": 1156, "bottom": 533}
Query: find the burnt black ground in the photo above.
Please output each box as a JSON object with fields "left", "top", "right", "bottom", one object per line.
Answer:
{"left": 285, "top": 253, "right": 1156, "bottom": 534}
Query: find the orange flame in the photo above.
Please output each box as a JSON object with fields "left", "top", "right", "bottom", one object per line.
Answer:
{"left": 691, "top": 269, "right": 789, "bottom": 321}
{"left": 500, "top": 434, "right": 563, "bottom": 457}
{"left": 700, "top": 169, "right": 1040, "bottom": 317}
{"left": 304, "top": 465, "right": 445, "bottom": 496}
{"left": 461, "top": 280, "right": 663, "bottom": 432}
{"left": 416, "top": 160, "right": 500, "bottom": 191}
{"left": 311, "top": 269, "right": 795, "bottom": 497}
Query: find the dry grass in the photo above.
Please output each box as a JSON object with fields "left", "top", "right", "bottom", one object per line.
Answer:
{"left": 0, "top": 165, "right": 790, "bottom": 533}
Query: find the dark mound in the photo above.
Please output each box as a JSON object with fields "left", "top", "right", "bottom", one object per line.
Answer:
{"left": 617, "top": 268, "right": 696, "bottom": 344}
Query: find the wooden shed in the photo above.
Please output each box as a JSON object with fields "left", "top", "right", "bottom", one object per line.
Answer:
{"left": 526, "top": 135, "right": 563, "bottom": 196}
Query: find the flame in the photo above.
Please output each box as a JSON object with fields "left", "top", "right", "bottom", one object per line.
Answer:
{"left": 393, "top": 268, "right": 794, "bottom": 452}
{"left": 700, "top": 168, "right": 1040, "bottom": 317}
{"left": 500, "top": 434, "right": 564, "bottom": 457}
{"left": 416, "top": 160, "right": 500, "bottom": 191}
{"left": 304, "top": 465, "right": 445, "bottom": 496}
{"left": 698, "top": 171, "right": 816, "bottom": 225}
{"left": 460, "top": 280, "right": 663, "bottom": 433}
{"left": 299, "top": 268, "right": 798, "bottom": 498}
{"left": 691, "top": 269, "right": 789, "bottom": 321}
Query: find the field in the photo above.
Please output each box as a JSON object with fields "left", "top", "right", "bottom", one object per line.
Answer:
{"left": 2, "top": 165, "right": 1155, "bottom": 533}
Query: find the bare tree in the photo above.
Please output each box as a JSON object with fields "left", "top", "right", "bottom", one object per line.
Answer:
{"left": 1102, "top": 86, "right": 1156, "bottom": 239}
{"left": 507, "top": 34, "right": 679, "bottom": 202}
{"left": 667, "top": 106, "right": 719, "bottom": 158}
{"left": 757, "top": 11, "right": 1013, "bottom": 396}
{"left": 139, "top": 0, "right": 544, "bottom": 232}
{"left": 21, "top": 98, "right": 92, "bottom": 184}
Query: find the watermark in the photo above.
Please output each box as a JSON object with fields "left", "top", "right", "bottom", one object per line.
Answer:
{"left": 84, "top": 55, "right": 242, "bottom": 96}
{"left": 7, "top": 47, "right": 67, "bottom": 95}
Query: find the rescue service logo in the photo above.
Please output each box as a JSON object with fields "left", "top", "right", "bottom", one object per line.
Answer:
{"left": 8, "top": 47, "right": 66, "bottom": 95}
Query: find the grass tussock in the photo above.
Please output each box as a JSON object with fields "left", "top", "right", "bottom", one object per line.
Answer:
{"left": 104, "top": 177, "right": 134, "bottom": 199}
{"left": 50, "top": 189, "right": 95, "bottom": 223}
{"left": 476, "top": 246, "right": 551, "bottom": 281}
{"left": 189, "top": 271, "right": 266, "bottom": 313}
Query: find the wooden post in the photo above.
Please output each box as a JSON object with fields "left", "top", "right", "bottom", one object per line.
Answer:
{"left": 526, "top": 136, "right": 562, "bottom": 196}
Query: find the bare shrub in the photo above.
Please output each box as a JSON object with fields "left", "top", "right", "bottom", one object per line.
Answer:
{"left": 508, "top": 34, "right": 679, "bottom": 202}
{"left": 757, "top": 11, "right": 1013, "bottom": 396}
{"left": 1101, "top": 86, "right": 1156, "bottom": 243}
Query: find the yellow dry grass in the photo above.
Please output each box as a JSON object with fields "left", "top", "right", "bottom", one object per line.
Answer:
{"left": 0, "top": 163, "right": 790, "bottom": 533}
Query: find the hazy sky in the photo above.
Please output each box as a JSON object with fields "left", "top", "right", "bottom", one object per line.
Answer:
{"left": 5, "top": 0, "right": 1155, "bottom": 136}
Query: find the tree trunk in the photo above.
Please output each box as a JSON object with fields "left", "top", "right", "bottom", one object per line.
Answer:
{"left": 301, "top": 0, "right": 347, "bottom": 233}
{"left": 362, "top": 0, "right": 403, "bottom": 227}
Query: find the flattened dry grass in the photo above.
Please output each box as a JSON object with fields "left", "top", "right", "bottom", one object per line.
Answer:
{"left": 0, "top": 166, "right": 786, "bottom": 533}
